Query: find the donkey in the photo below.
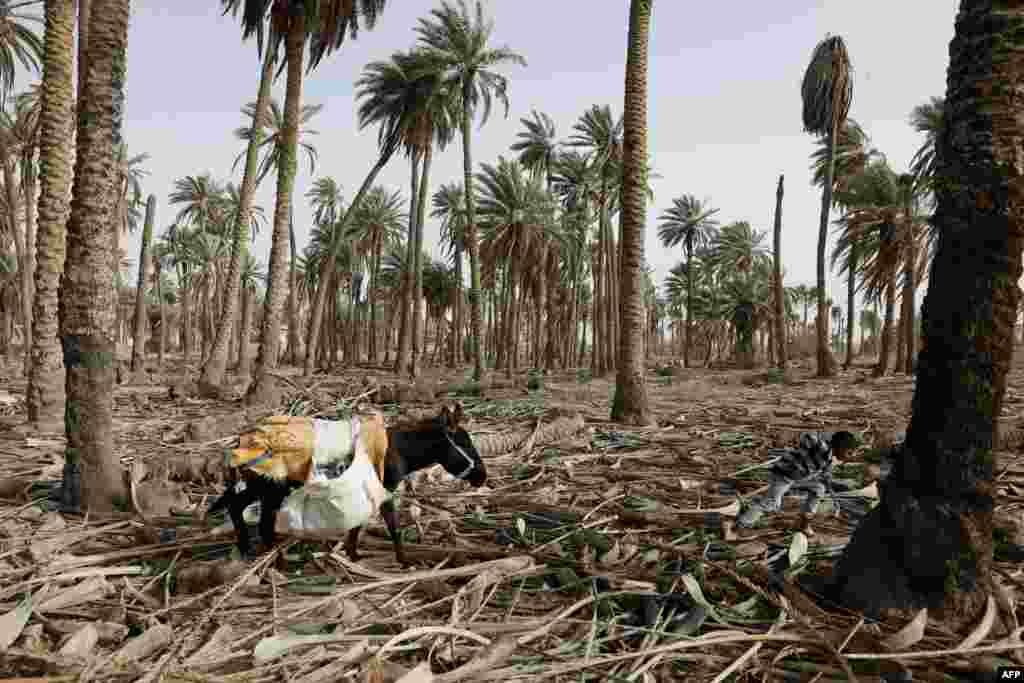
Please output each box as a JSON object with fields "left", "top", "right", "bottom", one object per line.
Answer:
{"left": 207, "top": 404, "right": 486, "bottom": 564}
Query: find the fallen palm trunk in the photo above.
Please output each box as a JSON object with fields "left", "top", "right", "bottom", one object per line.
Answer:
{"left": 475, "top": 413, "right": 585, "bottom": 457}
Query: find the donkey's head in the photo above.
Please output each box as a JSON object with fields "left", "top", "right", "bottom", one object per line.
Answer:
{"left": 435, "top": 403, "right": 487, "bottom": 487}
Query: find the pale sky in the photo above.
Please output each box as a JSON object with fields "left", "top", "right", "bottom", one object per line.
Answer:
{"left": 45, "top": 1, "right": 962, "bottom": 318}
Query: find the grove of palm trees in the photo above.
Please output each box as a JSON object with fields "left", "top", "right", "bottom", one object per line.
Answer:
{"left": 1, "top": 1, "right": 1022, "bottom": 680}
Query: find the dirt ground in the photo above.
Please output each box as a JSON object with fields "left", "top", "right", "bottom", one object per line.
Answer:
{"left": 0, "top": 352, "right": 1023, "bottom": 681}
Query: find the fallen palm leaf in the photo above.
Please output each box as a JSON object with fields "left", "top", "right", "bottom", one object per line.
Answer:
{"left": 881, "top": 608, "right": 928, "bottom": 651}
{"left": 0, "top": 594, "right": 31, "bottom": 651}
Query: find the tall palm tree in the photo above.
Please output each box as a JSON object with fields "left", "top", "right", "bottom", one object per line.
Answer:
{"left": 199, "top": 0, "right": 278, "bottom": 392}
{"left": 130, "top": 195, "right": 156, "bottom": 372}
{"left": 349, "top": 185, "right": 404, "bottom": 363}
{"left": 510, "top": 108, "right": 559, "bottom": 370}
{"left": 304, "top": 40, "right": 435, "bottom": 378}
{"left": 829, "top": 0, "right": 1021, "bottom": 621}
{"left": 432, "top": 181, "right": 466, "bottom": 367}
{"left": 656, "top": 194, "right": 719, "bottom": 368}
{"left": 569, "top": 104, "right": 623, "bottom": 375}
{"left": 392, "top": 48, "right": 457, "bottom": 378}
{"left": 414, "top": 0, "right": 527, "bottom": 382}
{"left": 25, "top": 0, "right": 71, "bottom": 433}
{"left": 476, "top": 156, "right": 552, "bottom": 377}
{"left": 59, "top": 0, "right": 129, "bottom": 511}
{"left": 772, "top": 174, "right": 786, "bottom": 369}
{"left": 610, "top": 0, "right": 653, "bottom": 425}
{"left": 239, "top": 0, "right": 390, "bottom": 402}
{"left": 800, "top": 34, "right": 852, "bottom": 378}
{"left": 812, "top": 118, "right": 876, "bottom": 368}
{"left": 232, "top": 96, "right": 321, "bottom": 367}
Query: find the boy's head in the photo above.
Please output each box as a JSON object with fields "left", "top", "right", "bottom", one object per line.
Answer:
{"left": 829, "top": 430, "right": 861, "bottom": 457}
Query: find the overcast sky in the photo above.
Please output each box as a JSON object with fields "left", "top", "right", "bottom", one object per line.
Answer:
{"left": 64, "top": 1, "right": 959, "bottom": 317}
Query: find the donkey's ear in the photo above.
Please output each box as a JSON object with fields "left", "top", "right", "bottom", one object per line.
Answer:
{"left": 452, "top": 402, "right": 464, "bottom": 426}
{"left": 440, "top": 405, "right": 456, "bottom": 430}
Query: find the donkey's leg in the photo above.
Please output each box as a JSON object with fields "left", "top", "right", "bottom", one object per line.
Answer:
{"left": 380, "top": 499, "right": 406, "bottom": 565}
{"left": 227, "top": 486, "right": 259, "bottom": 558}
{"left": 257, "top": 481, "right": 290, "bottom": 551}
{"left": 344, "top": 526, "right": 363, "bottom": 561}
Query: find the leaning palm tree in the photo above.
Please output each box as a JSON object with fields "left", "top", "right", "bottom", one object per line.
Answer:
{"left": 610, "top": 0, "right": 653, "bottom": 425}
{"left": 800, "top": 34, "right": 852, "bottom": 378}
{"left": 59, "top": 0, "right": 130, "bottom": 511}
{"left": 656, "top": 194, "right": 719, "bottom": 368}
{"left": 198, "top": 0, "right": 279, "bottom": 393}
{"left": 303, "top": 41, "right": 431, "bottom": 378}
{"left": 239, "top": 0, "right": 390, "bottom": 403}
{"left": 26, "top": 0, "right": 70, "bottom": 433}
{"left": 414, "top": 0, "right": 527, "bottom": 382}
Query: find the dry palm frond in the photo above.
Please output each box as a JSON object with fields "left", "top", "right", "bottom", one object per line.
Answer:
{"left": 801, "top": 35, "right": 853, "bottom": 136}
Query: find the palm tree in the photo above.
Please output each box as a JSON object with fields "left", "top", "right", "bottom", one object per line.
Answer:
{"left": 432, "top": 181, "right": 466, "bottom": 367}
{"left": 414, "top": 0, "right": 527, "bottom": 382}
{"left": 59, "top": 0, "right": 130, "bottom": 511}
{"left": 476, "top": 157, "right": 552, "bottom": 377}
{"left": 909, "top": 96, "right": 944, "bottom": 187}
{"left": 812, "top": 118, "right": 876, "bottom": 369}
{"left": 610, "top": 0, "right": 653, "bottom": 425}
{"left": 349, "top": 185, "right": 404, "bottom": 363}
{"left": 199, "top": 0, "right": 278, "bottom": 392}
{"left": 771, "top": 175, "right": 786, "bottom": 369}
{"left": 304, "top": 39, "right": 434, "bottom": 378}
{"left": 656, "top": 194, "right": 719, "bottom": 368}
{"left": 800, "top": 34, "right": 852, "bottom": 378}
{"left": 829, "top": 0, "right": 1020, "bottom": 620}
{"left": 569, "top": 104, "right": 623, "bottom": 375}
{"left": 239, "top": 0, "right": 390, "bottom": 403}
{"left": 510, "top": 108, "right": 559, "bottom": 370}
{"left": 130, "top": 195, "right": 156, "bottom": 372}
{"left": 25, "top": 0, "right": 71, "bottom": 433}
{"left": 232, "top": 96, "right": 321, "bottom": 367}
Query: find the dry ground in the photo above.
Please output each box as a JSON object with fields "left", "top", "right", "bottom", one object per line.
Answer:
{"left": 0, "top": 352, "right": 1023, "bottom": 681}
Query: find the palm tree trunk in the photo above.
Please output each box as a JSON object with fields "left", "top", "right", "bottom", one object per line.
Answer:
{"left": 830, "top": 1, "right": 1017, "bottom": 620}
{"left": 26, "top": 0, "right": 75, "bottom": 433}
{"left": 874, "top": 268, "right": 896, "bottom": 377}
{"left": 772, "top": 174, "right": 787, "bottom": 370}
{"left": 249, "top": 18, "right": 304, "bottom": 402}
{"left": 450, "top": 245, "right": 463, "bottom": 368}
{"left": 200, "top": 44, "right": 275, "bottom": 390}
{"left": 844, "top": 244, "right": 858, "bottom": 369}
{"left": 237, "top": 286, "right": 253, "bottom": 377}
{"left": 461, "top": 80, "right": 485, "bottom": 382}
{"left": 3, "top": 159, "right": 30, "bottom": 375}
{"left": 154, "top": 262, "right": 164, "bottom": 370}
{"left": 815, "top": 118, "right": 839, "bottom": 378}
{"left": 287, "top": 204, "right": 300, "bottom": 365}
{"left": 903, "top": 230, "right": 916, "bottom": 374}
{"left": 60, "top": 0, "right": 130, "bottom": 511}
{"left": 130, "top": 195, "right": 155, "bottom": 372}
{"left": 410, "top": 143, "right": 432, "bottom": 378}
{"left": 611, "top": 0, "right": 653, "bottom": 425}
{"left": 895, "top": 295, "right": 906, "bottom": 371}
{"left": 396, "top": 154, "right": 420, "bottom": 375}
